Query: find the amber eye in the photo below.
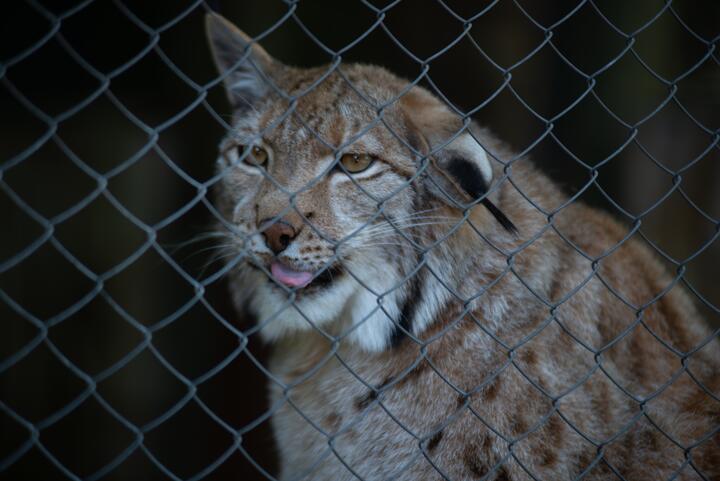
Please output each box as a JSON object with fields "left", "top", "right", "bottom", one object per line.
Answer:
{"left": 245, "top": 145, "right": 268, "bottom": 166}
{"left": 339, "top": 153, "right": 374, "bottom": 173}
{"left": 222, "top": 144, "right": 268, "bottom": 167}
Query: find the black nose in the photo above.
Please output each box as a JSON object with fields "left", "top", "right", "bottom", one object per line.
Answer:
{"left": 260, "top": 219, "right": 298, "bottom": 254}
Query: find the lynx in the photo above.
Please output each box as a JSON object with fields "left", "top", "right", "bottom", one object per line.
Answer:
{"left": 206, "top": 13, "right": 719, "bottom": 481}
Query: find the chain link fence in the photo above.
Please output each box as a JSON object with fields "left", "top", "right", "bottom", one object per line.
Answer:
{"left": 1, "top": 0, "right": 719, "bottom": 480}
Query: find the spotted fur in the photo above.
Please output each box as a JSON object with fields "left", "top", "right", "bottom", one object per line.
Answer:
{"left": 207, "top": 13, "right": 720, "bottom": 481}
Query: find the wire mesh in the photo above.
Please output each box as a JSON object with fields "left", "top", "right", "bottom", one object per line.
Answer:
{"left": 1, "top": 0, "right": 719, "bottom": 480}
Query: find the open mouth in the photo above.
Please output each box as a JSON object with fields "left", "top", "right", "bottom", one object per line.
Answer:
{"left": 268, "top": 260, "right": 343, "bottom": 291}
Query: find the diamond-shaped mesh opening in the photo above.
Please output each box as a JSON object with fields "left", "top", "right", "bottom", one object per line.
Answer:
{"left": 142, "top": 401, "right": 236, "bottom": 480}
{"left": 1, "top": 242, "right": 99, "bottom": 321}
{"left": 60, "top": 1, "right": 153, "bottom": 75}
{"left": 3, "top": 37, "right": 101, "bottom": 118}
{"left": 0, "top": 90, "right": 50, "bottom": 169}
{"left": 54, "top": 94, "right": 153, "bottom": 175}
{"left": 103, "top": 248, "right": 196, "bottom": 328}
{"left": 40, "top": 397, "right": 136, "bottom": 478}
{"left": 0, "top": 342, "right": 87, "bottom": 424}
{"left": 96, "top": 349, "right": 188, "bottom": 429}
{"left": 2, "top": 0, "right": 718, "bottom": 480}
{"left": 49, "top": 297, "right": 144, "bottom": 376}
{"left": 155, "top": 108, "right": 226, "bottom": 184}
{"left": 107, "top": 149, "right": 201, "bottom": 227}
{"left": 54, "top": 195, "right": 149, "bottom": 275}
{"left": 4, "top": 142, "right": 99, "bottom": 220}
{"left": 109, "top": 52, "right": 205, "bottom": 129}
{"left": 152, "top": 303, "right": 239, "bottom": 380}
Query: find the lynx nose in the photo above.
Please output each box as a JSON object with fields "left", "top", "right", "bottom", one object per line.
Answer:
{"left": 261, "top": 219, "right": 298, "bottom": 254}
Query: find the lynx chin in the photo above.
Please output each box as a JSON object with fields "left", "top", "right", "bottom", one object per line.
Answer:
{"left": 206, "top": 13, "right": 719, "bottom": 481}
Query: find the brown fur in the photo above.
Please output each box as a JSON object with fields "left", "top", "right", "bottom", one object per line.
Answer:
{"left": 206, "top": 13, "right": 720, "bottom": 481}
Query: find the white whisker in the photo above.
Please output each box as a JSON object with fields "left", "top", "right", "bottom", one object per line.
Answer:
{"left": 163, "top": 231, "right": 231, "bottom": 254}
{"left": 360, "top": 221, "right": 459, "bottom": 240}
{"left": 198, "top": 250, "right": 244, "bottom": 279}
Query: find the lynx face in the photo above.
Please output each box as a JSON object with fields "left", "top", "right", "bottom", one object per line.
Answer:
{"left": 206, "top": 14, "right": 509, "bottom": 350}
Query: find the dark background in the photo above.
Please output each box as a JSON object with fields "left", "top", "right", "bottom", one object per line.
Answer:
{"left": 1, "top": 0, "right": 718, "bottom": 480}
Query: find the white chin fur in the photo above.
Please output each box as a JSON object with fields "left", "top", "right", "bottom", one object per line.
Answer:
{"left": 252, "top": 275, "right": 357, "bottom": 342}
{"left": 250, "top": 260, "right": 402, "bottom": 352}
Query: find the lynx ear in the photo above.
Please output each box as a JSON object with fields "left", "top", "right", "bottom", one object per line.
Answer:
{"left": 401, "top": 88, "right": 516, "bottom": 233}
{"left": 205, "top": 13, "right": 277, "bottom": 110}
{"left": 426, "top": 133, "right": 492, "bottom": 204}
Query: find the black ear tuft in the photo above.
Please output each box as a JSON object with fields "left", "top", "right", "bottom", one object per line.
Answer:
{"left": 444, "top": 157, "right": 517, "bottom": 234}
{"left": 445, "top": 157, "right": 488, "bottom": 200}
{"left": 481, "top": 198, "right": 518, "bottom": 235}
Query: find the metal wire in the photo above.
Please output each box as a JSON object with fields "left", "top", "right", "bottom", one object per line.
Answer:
{"left": 1, "top": 0, "right": 718, "bottom": 480}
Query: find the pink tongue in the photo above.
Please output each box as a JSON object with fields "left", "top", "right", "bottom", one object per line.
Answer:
{"left": 271, "top": 262, "right": 314, "bottom": 288}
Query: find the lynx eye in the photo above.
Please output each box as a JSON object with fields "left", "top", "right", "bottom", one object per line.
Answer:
{"left": 245, "top": 145, "right": 268, "bottom": 166}
{"left": 223, "top": 144, "right": 268, "bottom": 167}
{"left": 339, "top": 153, "right": 374, "bottom": 173}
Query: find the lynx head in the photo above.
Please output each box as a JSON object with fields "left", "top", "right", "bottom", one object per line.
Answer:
{"left": 206, "top": 13, "right": 514, "bottom": 351}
